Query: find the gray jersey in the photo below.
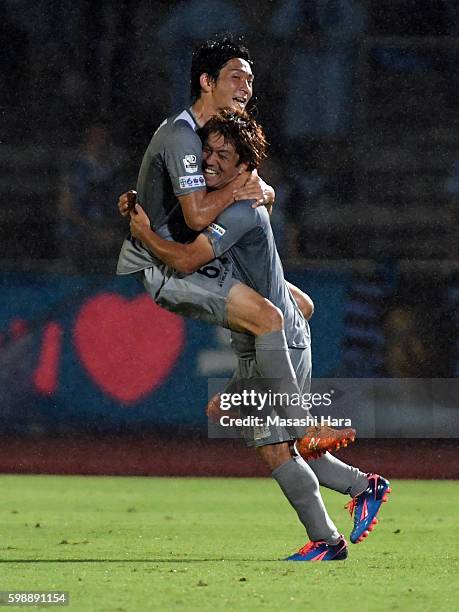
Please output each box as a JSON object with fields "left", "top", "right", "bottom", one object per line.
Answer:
{"left": 116, "top": 110, "right": 308, "bottom": 349}
{"left": 117, "top": 108, "right": 206, "bottom": 275}
{"left": 203, "top": 201, "right": 310, "bottom": 349}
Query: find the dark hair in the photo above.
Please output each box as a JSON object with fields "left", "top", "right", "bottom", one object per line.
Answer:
{"left": 199, "top": 109, "right": 267, "bottom": 171}
{"left": 190, "top": 34, "right": 252, "bottom": 102}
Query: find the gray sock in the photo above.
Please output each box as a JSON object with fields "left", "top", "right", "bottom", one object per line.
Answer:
{"left": 255, "top": 329, "right": 297, "bottom": 380}
{"left": 255, "top": 330, "right": 310, "bottom": 432}
{"left": 300, "top": 452, "right": 369, "bottom": 497}
{"left": 272, "top": 457, "right": 340, "bottom": 544}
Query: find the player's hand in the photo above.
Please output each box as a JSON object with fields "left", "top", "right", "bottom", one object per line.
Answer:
{"left": 129, "top": 204, "right": 151, "bottom": 240}
{"left": 232, "top": 170, "right": 275, "bottom": 207}
{"left": 118, "top": 190, "right": 137, "bottom": 218}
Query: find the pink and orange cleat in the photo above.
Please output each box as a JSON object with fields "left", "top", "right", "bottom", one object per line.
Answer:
{"left": 285, "top": 535, "right": 348, "bottom": 561}
{"left": 346, "top": 474, "right": 391, "bottom": 543}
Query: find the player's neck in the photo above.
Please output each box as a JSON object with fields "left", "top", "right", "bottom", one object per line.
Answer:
{"left": 190, "top": 98, "right": 218, "bottom": 127}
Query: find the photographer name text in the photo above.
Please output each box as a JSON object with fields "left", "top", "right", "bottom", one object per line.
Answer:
{"left": 218, "top": 415, "right": 352, "bottom": 428}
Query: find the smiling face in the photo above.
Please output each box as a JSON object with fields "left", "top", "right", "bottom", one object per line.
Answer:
{"left": 202, "top": 132, "right": 247, "bottom": 190}
{"left": 209, "top": 58, "right": 254, "bottom": 113}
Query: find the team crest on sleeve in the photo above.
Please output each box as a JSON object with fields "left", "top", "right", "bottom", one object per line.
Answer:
{"left": 179, "top": 175, "right": 205, "bottom": 189}
{"left": 207, "top": 222, "right": 226, "bottom": 240}
{"left": 182, "top": 154, "right": 198, "bottom": 173}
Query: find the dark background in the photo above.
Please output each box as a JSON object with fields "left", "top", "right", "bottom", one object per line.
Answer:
{"left": 1, "top": 0, "right": 457, "bottom": 261}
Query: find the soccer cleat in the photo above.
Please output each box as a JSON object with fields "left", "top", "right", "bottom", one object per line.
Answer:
{"left": 346, "top": 474, "right": 391, "bottom": 544}
{"left": 295, "top": 425, "right": 356, "bottom": 461}
{"left": 285, "top": 535, "right": 348, "bottom": 561}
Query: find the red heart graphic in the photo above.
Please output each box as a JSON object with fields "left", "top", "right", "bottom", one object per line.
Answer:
{"left": 74, "top": 293, "right": 185, "bottom": 404}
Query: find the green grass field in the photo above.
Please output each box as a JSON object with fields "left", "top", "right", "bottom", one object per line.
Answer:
{"left": 0, "top": 475, "right": 457, "bottom": 611}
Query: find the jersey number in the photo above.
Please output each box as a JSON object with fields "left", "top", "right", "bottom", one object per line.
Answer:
{"left": 197, "top": 265, "right": 220, "bottom": 279}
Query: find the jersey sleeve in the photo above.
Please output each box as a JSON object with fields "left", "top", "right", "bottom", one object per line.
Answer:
{"left": 203, "top": 200, "right": 258, "bottom": 258}
{"left": 164, "top": 123, "right": 207, "bottom": 197}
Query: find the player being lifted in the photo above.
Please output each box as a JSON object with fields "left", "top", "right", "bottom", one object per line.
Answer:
{"left": 117, "top": 35, "right": 354, "bottom": 458}
{"left": 125, "top": 108, "right": 391, "bottom": 560}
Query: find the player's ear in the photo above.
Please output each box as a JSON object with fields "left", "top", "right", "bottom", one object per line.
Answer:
{"left": 237, "top": 162, "right": 249, "bottom": 175}
{"left": 199, "top": 73, "right": 214, "bottom": 94}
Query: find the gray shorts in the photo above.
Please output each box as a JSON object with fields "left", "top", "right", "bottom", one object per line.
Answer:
{"left": 223, "top": 345, "right": 312, "bottom": 448}
{"left": 142, "top": 258, "right": 240, "bottom": 328}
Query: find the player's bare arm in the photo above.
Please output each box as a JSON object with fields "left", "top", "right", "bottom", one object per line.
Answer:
{"left": 117, "top": 179, "right": 251, "bottom": 226}
{"left": 118, "top": 170, "right": 274, "bottom": 225}
{"left": 130, "top": 204, "right": 213, "bottom": 274}
{"left": 179, "top": 170, "right": 276, "bottom": 230}
{"left": 178, "top": 170, "right": 248, "bottom": 231}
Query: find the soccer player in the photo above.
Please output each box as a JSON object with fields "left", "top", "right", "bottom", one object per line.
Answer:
{"left": 117, "top": 35, "right": 351, "bottom": 456}
{"left": 128, "top": 109, "right": 391, "bottom": 560}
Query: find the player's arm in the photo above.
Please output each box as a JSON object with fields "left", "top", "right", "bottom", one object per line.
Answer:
{"left": 286, "top": 281, "right": 314, "bottom": 320}
{"left": 178, "top": 170, "right": 275, "bottom": 230}
{"left": 116, "top": 183, "right": 249, "bottom": 227}
{"left": 178, "top": 172, "right": 248, "bottom": 231}
{"left": 232, "top": 170, "right": 275, "bottom": 210}
{"left": 117, "top": 174, "right": 273, "bottom": 229}
{"left": 130, "top": 204, "right": 214, "bottom": 274}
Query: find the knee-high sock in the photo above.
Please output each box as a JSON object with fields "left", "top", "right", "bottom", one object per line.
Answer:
{"left": 255, "top": 330, "right": 310, "bottom": 431}
{"left": 299, "top": 452, "right": 369, "bottom": 497}
{"left": 272, "top": 457, "right": 340, "bottom": 544}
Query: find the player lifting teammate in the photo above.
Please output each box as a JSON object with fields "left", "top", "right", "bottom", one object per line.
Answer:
{"left": 121, "top": 105, "right": 391, "bottom": 560}
{"left": 117, "top": 35, "right": 355, "bottom": 459}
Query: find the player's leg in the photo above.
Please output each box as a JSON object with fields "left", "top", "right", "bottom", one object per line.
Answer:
{"left": 285, "top": 281, "right": 314, "bottom": 320}
{"left": 299, "top": 452, "right": 369, "bottom": 498}
{"left": 223, "top": 355, "right": 347, "bottom": 561}
{"left": 291, "top": 346, "right": 365, "bottom": 486}
{"left": 147, "top": 263, "right": 346, "bottom": 447}
{"left": 290, "top": 346, "right": 391, "bottom": 543}
{"left": 144, "top": 259, "right": 281, "bottom": 334}
{"left": 304, "top": 453, "right": 390, "bottom": 543}
{"left": 149, "top": 265, "right": 310, "bottom": 434}
{"left": 225, "top": 281, "right": 284, "bottom": 336}
{"left": 207, "top": 338, "right": 358, "bottom": 457}
{"left": 256, "top": 442, "right": 341, "bottom": 545}
{"left": 226, "top": 282, "right": 309, "bottom": 435}
{"left": 285, "top": 346, "right": 356, "bottom": 458}
{"left": 226, "top": 282, "right": 301, "bottom": 406}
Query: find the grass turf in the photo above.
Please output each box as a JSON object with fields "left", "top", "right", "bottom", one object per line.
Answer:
{"left": 0, "top": 475, "right": 457, "bottom": 611}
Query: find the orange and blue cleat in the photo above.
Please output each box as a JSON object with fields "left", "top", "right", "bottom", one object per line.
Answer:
{"left": 346, "top": 473, "right": 391, "bottom": 543}
{"left": 285, "top": 535, "right": 348, "bottom": 561}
